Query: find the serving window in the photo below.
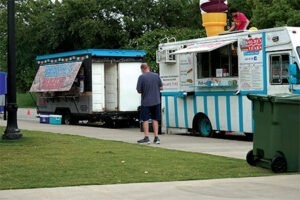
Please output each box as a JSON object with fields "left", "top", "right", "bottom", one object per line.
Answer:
{"left": 270, "top": 54, "right": 289, "bottom": 85}
{"left": 196, "top": 42, "right": 238, "bottom": 78}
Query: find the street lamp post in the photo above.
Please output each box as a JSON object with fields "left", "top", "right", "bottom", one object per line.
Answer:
{"left": 2, "top": 0, "right": 22, "bottom": 140}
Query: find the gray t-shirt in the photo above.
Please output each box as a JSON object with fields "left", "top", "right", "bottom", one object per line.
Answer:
{"left": 136, "top": 72, "right": 162, "bottom": 106}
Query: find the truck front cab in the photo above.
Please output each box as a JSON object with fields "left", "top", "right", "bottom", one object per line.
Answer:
{"left": 287, "top": 27, "right": 300, "bottom": 93}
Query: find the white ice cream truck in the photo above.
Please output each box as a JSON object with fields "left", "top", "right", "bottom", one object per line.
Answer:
{"left": 157, "top": 27, "right": 300, "bottom": 136}
{"left": 30, "top": 49, "right": 145, "bottom": 127}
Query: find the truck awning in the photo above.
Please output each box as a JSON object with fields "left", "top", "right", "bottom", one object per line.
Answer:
{"left": 171, "top": 40, "right": 236, "bottom": 54}
{"left": 30, "top": 62, "right": 82, "bottom": 92}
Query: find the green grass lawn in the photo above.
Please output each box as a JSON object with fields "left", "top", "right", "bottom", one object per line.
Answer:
{"left": 0, "top": 127, "right": 273, "bottom": 190}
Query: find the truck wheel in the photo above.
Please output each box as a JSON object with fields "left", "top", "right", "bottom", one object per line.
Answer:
{"left": 271, "top": 153, "right": 287, "bottom": 173}
{"left": 246, "top": 150, "right": 257, "bottom": 166}
{"left": 196, "top": 115, "right": 213, "bottom": 137}
{"left": 63, "top": 112, "right": 77, "bottom": 125}
{"left": 64, "top": 113, "right": 72, "bottom": 125}
{"left": 103, "top": 117, "right": 116, "bottom": 128}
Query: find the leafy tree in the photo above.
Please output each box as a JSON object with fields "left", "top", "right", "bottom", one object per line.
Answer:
{"left": 248, "top": 0, "right": 300, "bottom": 28}
{"left": 0, "top": 0, "right": 7, "bottom": 72}
{"left": 127, "top": 27, "right": 204, "bottom": 72}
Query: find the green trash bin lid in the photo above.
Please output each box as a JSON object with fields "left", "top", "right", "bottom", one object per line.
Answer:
{"left": 269, "top": 93, "right": 300, "bottom": 105}
{"left": 248, "top": 93, "right": 300, "bottom": 104}
{"left": 247, "top": 94, "right": 270, "bottom": 102}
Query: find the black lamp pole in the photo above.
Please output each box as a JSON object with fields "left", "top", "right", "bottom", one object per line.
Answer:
{"left": 2, "top": 0, "right": 22, "bottom": 140}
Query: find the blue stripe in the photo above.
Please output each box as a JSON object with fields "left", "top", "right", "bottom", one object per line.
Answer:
{"left": 226, "top": 96, "right": 232, "bottom": 131}
{"left": 161, "top": 91, "right": 187, "bottom": 97}
{"left": 293, "top": 90, "right": 300, "bottom": 94}
{"left": 183, "top": 98, "right": 189, "bottom": 128}
{"left": 36, "top": 49, "right": 146, "bottom": 60}
{"left": 262, "top": 32, "right": 268, "bottom": 94}
{"left": 203, "top": 96, "right": 208, "bottom": 115}
{"left": 174, "top": 97, "right": 179, "bottom": 127}
{"left": 164, "top": 96, "right": 170, "bottom": 127}
{"left": 215, "top": 96, "right": 220, "bottom": 130}
{"left": 196, "top": 90, "right": 266, "bottom": 96}
{"left": 251, "top": 103, "right": 254, "bottom": 133}
{"left": 195, "top": 91, "right": 236, "bottom": 96}
{"left": 238, "top": 95, "right": 244, "bottom": 132}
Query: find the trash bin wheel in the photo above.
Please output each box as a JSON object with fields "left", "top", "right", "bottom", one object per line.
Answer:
{"left": 271, "top": 153, "right": 287, "bottom": 173}
{"left": 246, "top": 150, "right": 257, "bottom": 166}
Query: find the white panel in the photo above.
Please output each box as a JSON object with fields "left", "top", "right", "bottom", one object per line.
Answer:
{"left": 207, "top": 96, "right": 216, "bottom": 129}
{"left": 118, "top": 63, "right": 141, "bottom": 111}
{"left": 230, "top": 96, "right": 240, "bottom": 132}
{"left": 161, "top": 98, "right": 167, "bottom": 130}
{"left": 92, "top": 63, "right": 105, "bottom": 112}
{"left": 105, "top": 63, "right": 118, "bottom": 111}
{"left": 243, "top": 97, "right": 253, "bottom": 132}
{"left": 177, "top": 98, "right": 185, "bottom": 128}
{"left": 167, "top": 97, "right": 176, "bottom": 127}
{"left": 187, "top": 97, "right": 195, "bottom": 128}
{"left": 218, "top": 96, "right": 228, "bottom": 131}
{"left": 195, "top": 96, "right": 205, "bottom": 113}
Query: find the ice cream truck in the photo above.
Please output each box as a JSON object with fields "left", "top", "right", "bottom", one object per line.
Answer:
{"left": 0, "top": 72, "right": 7, "bottom": 113}
{"left": 157, "top": 26, "right": 300, "bottom": 136}
{"left": 30, "top": 49, "right": 146, "bottom": 127}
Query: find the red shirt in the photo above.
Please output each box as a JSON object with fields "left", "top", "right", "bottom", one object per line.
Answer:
{"left": 233, "top": 12, "right": 249, "bottom": 30}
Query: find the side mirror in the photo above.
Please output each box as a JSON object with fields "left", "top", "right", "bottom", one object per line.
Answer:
{"left": 289, "top": 63, "right": 298, "bottom": 76}
{"left": 289, "top": 63, "right": 299, "bottom": 84}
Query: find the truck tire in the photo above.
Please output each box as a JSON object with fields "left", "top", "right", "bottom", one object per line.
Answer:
{"left": 64, "top": 113, "right": 73, "bottom": 125}
{"left": 195, "top": 115, "right": 213, "bottom": 137}
{"left": 55, "top": 109, "right": 75, "bottom": 125}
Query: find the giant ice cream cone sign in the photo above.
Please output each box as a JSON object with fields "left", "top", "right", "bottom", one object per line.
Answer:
{"left": 200, "top": 0, "right": 228, "bottom": 37}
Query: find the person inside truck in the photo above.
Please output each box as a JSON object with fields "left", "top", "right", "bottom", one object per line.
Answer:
{"left": 228, "top": 8, "right": 250, "bottom": 31}
{"left": 136, "top": 63, "right": 163, "bottom": 144}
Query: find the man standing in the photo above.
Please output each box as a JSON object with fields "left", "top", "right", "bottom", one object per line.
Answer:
{"left": 136, "top": 63, "right": 163, "bottom": 144}
{"left": 228, "top": 8, "right": 250, "bottom": 31}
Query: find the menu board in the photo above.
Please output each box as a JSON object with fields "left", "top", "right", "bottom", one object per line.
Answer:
{"left": 179, "top": 53, "right": 194, "bottom": 91}
{"left": 160, "top": 75, "right": 179, "bottom": 90}
{"left": 238, "top": 34, "right": 264, "bottom": 91}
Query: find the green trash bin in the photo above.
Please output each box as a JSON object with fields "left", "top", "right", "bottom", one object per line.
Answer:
{"left": 247, "top": 94, "right": 300, "bottom": 173}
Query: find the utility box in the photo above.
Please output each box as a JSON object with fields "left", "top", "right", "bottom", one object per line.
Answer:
{"left": 0, "top": 72, "right": 7, "bottom": 113}
{"left": 40, "top": 115, "right": 50, "bottom": 124}
{"left": 247, "top": 94, "right": 300, "bottom": 173}
{"left": 49, "top": 115, "right": 62, "bottom": 125}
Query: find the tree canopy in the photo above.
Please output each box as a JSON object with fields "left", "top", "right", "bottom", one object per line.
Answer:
{"left": 0, "top": 0, "right": 299, "bottom": 91}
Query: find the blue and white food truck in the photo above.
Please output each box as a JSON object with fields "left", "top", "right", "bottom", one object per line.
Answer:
{"left": 157, "top": 27, "right": 300, "bottom": 136}
{"left": 30, "top": 49, "right": 146, "bottom": 126}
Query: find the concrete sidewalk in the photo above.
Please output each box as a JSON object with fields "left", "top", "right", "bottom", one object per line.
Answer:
{"left": 1, "top": 115, "right": 300, "bottom": 199}
{"left": 1, "top": 175, "right": 299, "bottom": 200}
